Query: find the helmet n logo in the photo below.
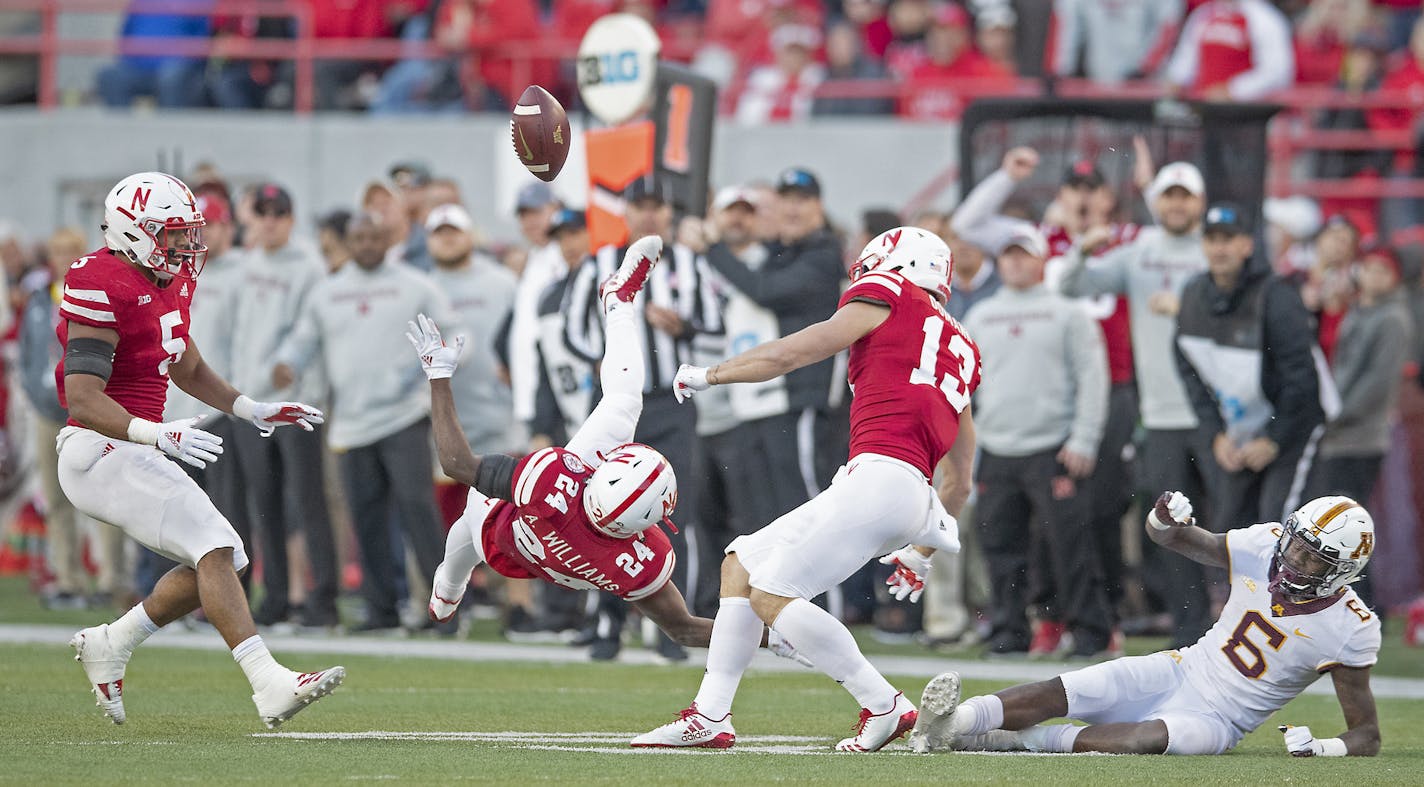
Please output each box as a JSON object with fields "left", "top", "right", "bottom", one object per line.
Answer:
{"left": 884, "top": 229, "right": 902, "bottom": 249}
{"left": 130, "top": 188, "right": 151, "bottom": 212}
{"left": 1351, "top": 532, "right": 1373, "bottom": 560}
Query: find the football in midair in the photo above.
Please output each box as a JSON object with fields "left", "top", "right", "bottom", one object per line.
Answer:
{"left": 511, "top": 85, "right": 570, "bottom": 183}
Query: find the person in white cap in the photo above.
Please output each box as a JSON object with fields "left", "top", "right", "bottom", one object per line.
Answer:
{"left": 1057, "top": 161, "right": 1212, "bottom": 650}
{"left": 426, "top": 203, "right": 523, "bottom": 459}
{"left": 963, "top": 222, "right": 1114, "bottom": 659}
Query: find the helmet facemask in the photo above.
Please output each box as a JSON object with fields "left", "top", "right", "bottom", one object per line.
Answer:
{"left": 141, "top": 218, "right": 208, "bottom": 280}
{"left": 1269, "top": 514, "right": 1359, "bottom": 600}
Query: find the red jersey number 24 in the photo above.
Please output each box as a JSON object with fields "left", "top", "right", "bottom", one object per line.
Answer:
{"left": 910, "top": 316, "right": 975, "bottom": 412}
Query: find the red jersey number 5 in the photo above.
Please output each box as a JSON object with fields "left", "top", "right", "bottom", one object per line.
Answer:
{"left": 910, "top": 316, "right": 975, "bottom": 412}
{"left": 158, "top": 310, "right": 185, "bottom": 377}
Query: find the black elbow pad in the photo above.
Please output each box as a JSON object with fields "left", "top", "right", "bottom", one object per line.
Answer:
{"left": 64, "top": 337, "right": 116, "bottom": 382}
{"left": 473, "top": 454, "right": 518, "bottom": 501}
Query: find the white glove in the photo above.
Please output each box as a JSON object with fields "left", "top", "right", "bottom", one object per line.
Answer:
{"left": 128, "top": 416, "right": 224, "bottom": 469}
{"left": 232, "top": 395, "right": 324, "bottom": 437}
{"left": 1278, "top": 725, "right": 1346, "bottom": 757}
{"left": 767, "top": 629, "right": 814, "bottom": 668}
{"left": 673, "top": 364, "right": 710, "bottom": 404}
{"left": 406, "top": 313, "right": 466, "bottom": 381}
{"left": 879, "top": 545, "right": 934, "bottom": 603}
{"left": 1148, "top": 490, "right": 1194, "bottom": 530}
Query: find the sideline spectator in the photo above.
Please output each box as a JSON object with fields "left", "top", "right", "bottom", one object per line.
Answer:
{"left": 884, "top": 0, "right": 936, "bottom": 79}
{"left": 964, "top": 224, "right": 1114, "bottom": 658}
{"left": 96, "top": 0, "right": 209, "bottom": 108}
{"left": 1306, "top": 245, "right": 1415, "bottom": 605}
{"left": 361, "top": 180, "right": 411, "bottom": 265}
{"left": 1299, "top": 214, "right": 1361, "bottom": 362}
{"left": 1369, "top": 17, "right": 1424, "bottom": 232}
{"left": 272, "top": 212, "right": 456, "bottom": 632}
{"left": 1292, "top": 0, "right": 1372, "bottom": 86}
{"left": 1175, "top": 204, "right": 1328, "bottom": 536}
{"left": 229, "top": 184, "right": 338, "bottom": 628}
{"left": 436, "top": 0, "right": 545, "bottom": 110}
{"left": 735, "top": 24, "right": 826, "bottom": 125}
{"left": 1051, "top": 0, "right": 1181, "bottom": 84}
{"left": 317, "top": 209, "right": 353, "bottom": 272}
{"left": 21, "top": 228, "right": 126, "bottom": 608}
{"left": 1163, "top": 0, "right": 1294, "bottom": 101}
{"left": 974, "top": 4, "right": 1019, "bottom": 75}
{"left": 942, "top": 223, "right": 1001, "bottom": 322}
{"left": 508, "top": 182, "right": 565, "bottom": 437}
{"left": 844, "top": 0, "right": 894, "bottom": 58}
{"left": 390, "top": 161, "right": 434, "bottom": 270}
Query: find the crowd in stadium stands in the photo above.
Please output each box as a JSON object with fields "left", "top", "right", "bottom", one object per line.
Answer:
{"left": 58, "top": 1, "right": 1424, "bottom": 119}
{"left": 1, "top": 131, "right": 1420, "bottom": 660}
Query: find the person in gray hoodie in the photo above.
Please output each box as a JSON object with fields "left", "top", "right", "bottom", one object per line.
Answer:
{"left": 272, "top": 211, "right": 458, "bottom": 632}
{"left": 1305, "top": 245, "right": 1414, "bottom": 604}
{"left": 964, "top": 224, "right": 1114, "bottom": 658}
{"left": 230, "top": 184, "right": 338, "bottom": 628}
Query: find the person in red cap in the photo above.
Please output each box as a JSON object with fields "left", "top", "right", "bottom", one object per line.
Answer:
{"left": 1304, "top": 243, "right": 1414, "bottom": 607}
{"left": 899, "top": 3, "right": 1013, "bottom": 121}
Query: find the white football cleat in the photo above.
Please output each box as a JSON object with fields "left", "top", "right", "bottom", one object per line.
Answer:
{"left": 253, "top": 666, "right": 345, "bottom": 729}
{"left": 428, "top": 581, "right": 463, "bottom": 624}
{"left": 630, "top": 704, "right": 736, "bottom": 749}
{"left": 836, "top": 691, "right": 918, "bottom": 752}
{"left": 70, "top": 624, "right": 131, "bottom": 725}
{"left": 601, "top": 235, "right": 662, "bottom": 308}
{"left": 909, "top": 671, "right": 962, "bottom": 753}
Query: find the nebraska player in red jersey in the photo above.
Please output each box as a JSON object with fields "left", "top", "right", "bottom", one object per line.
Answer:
{"left": 636, "top": 227, "right": 980, "bottom": 753}
{"left": 411, "top": 236, "right": 808, "bottom": 664}
{"left": 59, "top": 172, "right": 342, "bottom": 729}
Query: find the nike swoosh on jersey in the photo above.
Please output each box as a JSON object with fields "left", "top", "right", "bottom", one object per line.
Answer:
{"left": 517, "top": 127, "right": 534, "bottom": 161}
{"left": 1294, "top": 628, "right": 1312, "bottom": 639}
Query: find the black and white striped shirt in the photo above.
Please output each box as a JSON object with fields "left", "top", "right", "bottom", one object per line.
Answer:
{"left": 563, "top": 242, "right": 722, "bottom": 394}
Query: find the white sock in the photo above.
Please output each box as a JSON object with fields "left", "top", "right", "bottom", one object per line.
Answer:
{"left": 432, "top": 514, "right": 481, "bottom": 602}
{"left": 691, "top": 598, "right": 763, "bottom": 719}
{"left": 951, "top": 695, "right": 1005, "bottom": 737}
{"left": 233, "top": 635, "right": 287, "bottom": 692}
{"left": 771, "top": 598, "right": 897, "bottom": 713}
{"left": 107, "top": 603, "right": 160, "bottom": 652}
{"left": 1018, "top": 723, "right": 1081, "bottom": 753}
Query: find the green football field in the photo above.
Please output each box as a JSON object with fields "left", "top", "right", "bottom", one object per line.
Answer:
{"left": 4, "top": 577, "right": 1423, "bottom": 784}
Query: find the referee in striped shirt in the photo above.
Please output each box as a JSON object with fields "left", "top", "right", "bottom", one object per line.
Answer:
{"left": 563, "top": 177, "right": 722, "bottom": 661}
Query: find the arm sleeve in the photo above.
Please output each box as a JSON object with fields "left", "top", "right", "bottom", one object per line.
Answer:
{"left": 1163, "top": 6, "right": 1204, "bottom": 88}
{"left": 1262, "top": 283, "right": 1323, "bottom": 453}
{"left": 472, "top": 453, "right": 518, "bottom": 501}
{"left": 703, "top": 241, "right": 842, "bottom": 312}
{"left": 1057, "top": 241, "right": 1132, "bottom": 297}
{"left": 1065, "top": 306, "right": 1109, "bottom": 457}
{"left": 1175, "top": 329, "right": 1226, "bottom": 436}
{"left": 1228, "top": 2, "right": 1294, "bottom": 99}
{"left": 562, "top": 257, "right": 604, "bottom": 364}
{"left": 948, "top": 169, "right": 1020, "bottom": 253}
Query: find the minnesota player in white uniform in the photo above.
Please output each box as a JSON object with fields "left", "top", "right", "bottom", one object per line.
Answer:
{"left": 59, "top": 172, "right": 343, "bottom": 728}
{"left": 635, "top": 228, "right": 977, "bottom": 752}
{"left": 911, "top": 492, "right": 1382, "bottom": 757}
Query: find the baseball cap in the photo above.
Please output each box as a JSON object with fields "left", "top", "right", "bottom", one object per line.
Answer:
{"left": 625, "top": 176, "right": 670, "bottom": 205}
{"left": 252, "top": 183, "right": 293, "bottom": 216}
{"left": 1203, "top": 202, "right": 1250, "bottom": 236}
{"left": 425, "top": 203, "right": 473, "bottom": 233}
{"left": 548, "top": 208, "right": 587, "bottom": 237}
{"left": 389, "top": 161, "right": 432, "bottom": 189}
{"left": 516, "top": 181, "right": 556, "bottom": 212}
{"left": 195, "top": 192, "right": 231, "bottom": 224}
{"left": 770, "top": 23, "right": 822, "bottom": 51}
{"left": 1062, "top": 160, "right": 1105, "bottom": 189}
{"left": 1149, "top": 162, "right": 1206, "bottom": 199}
{"left": 1360, "top": 244, "right": 1402, "bottom": 278}
{"left": 776, "top": 167, "right": 822, "bottom": 198}
{"left": 998, "top": 222, "right": 1048, "bottom": 257}
{"left": 713, "top": 186, "right": 758, "bottom": 213}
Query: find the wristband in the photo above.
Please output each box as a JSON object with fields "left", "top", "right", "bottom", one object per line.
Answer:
{"left": 1147, "top": 510, "right": 1172, "bottom": 531}
{"left": 232, "top": 394, "right": 257, "bottom": 421}
{"left": 127, "top": 417, "right": 160, "bottom": 446}
{"left": 1319, "top": 738, "right": 1348, "bottom": 757}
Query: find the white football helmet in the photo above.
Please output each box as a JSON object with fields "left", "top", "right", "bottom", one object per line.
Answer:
{"left": 102, "top": 171, "right": 208, "bottom": 280}
{"left": 853, "top": 226, "right": 953, "bottom": 303}
{"left": 582, "top": 443, "right": 678, "bottom": 538}
{"left": 1270, "top": 496, "right": 1375, "bottom": 600}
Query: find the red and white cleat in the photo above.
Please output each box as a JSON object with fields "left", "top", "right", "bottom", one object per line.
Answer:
{"left": 254, "top": 666, "right": 346, "bottom": 729}
{"left": 70, "top": 625, "right": 131, "bottom": 725}
{"left": 600, "top": 235, "right": 662, "bottom": 308}
{"left": 428, "top": 587, "right": 462, "bottom": 624}
{"left": 630, "top": 703, "right": 736, "bottom": 749}
{"left": 836, "top": 691, "right": 918, "bottom": 752}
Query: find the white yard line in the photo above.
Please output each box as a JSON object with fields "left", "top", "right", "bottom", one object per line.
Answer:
{"left": 7, "top": 622, "right": 1424, "bottom": 699}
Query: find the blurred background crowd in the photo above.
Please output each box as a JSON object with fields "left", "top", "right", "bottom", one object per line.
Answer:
{"left": 0, "top": 0, "right": 1423, "bottom": 661}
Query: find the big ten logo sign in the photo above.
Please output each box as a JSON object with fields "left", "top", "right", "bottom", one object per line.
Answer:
{"left": 578, "top": 51, "right": 641, "bottom": 88}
